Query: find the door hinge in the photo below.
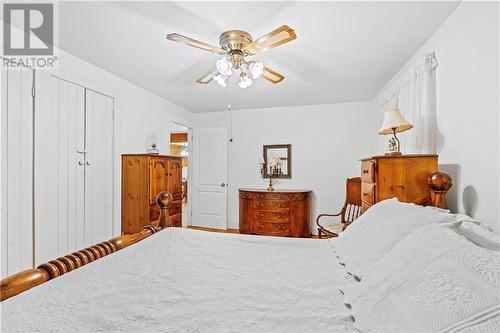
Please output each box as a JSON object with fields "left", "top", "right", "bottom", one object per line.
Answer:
{"left": 31, "top": 85, "right": 35, "bottom": 97}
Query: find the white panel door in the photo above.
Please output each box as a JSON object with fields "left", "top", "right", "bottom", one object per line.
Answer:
{"left": 1, "top": 67, "right": 34, "bottom": 277}
{"left": 192, "top": 127, "right": 228, "bottom": 229}
{"left": 84, "top": 89, "right": 114, "bottom": 243}
{"left": 35, "top": 74, "right": 86, "bottom": 264}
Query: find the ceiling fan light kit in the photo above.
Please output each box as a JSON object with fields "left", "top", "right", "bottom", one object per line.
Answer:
{"left": 166, "top": 25, "right": 296, "bottom": 88}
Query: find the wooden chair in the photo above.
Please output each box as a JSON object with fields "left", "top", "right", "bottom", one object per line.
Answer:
{"left": 316, "top": 177, "right": 362, "bottom": 238}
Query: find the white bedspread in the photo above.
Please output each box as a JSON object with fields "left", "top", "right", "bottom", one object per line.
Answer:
{"left": 1, "top": 228, "right": 358, "bottom": 332}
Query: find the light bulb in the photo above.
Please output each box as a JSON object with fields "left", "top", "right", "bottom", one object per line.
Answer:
{"left": 250, "top": 62, "right": 264, "bottom": 79}
{"left": 216, "top": 57, "right": 233, "bottom": 76}
{"left": 214, "top": 74, "right": 227, "bottom": 87}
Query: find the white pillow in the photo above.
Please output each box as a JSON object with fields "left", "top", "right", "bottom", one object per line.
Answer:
{"left": 330, "top": 198, "right": 454, "bottom": 279}
{"left": 454, "top": 220, "right": 500, "bottom": 251}
{"left": 343, "top": 223, "right": 500, "bottom": 333}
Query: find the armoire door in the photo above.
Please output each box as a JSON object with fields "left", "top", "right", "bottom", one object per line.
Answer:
{"left": 35, "top": 74, "right": 86, "bottom": 264}
{"left": 168, "top": 159, "right": 182, "bottom": 195}
{"left": 84, "top": 89, "right": 114, "bottom": 243}
{"left": 149, "top": 158, "right": 168, "bottom": 201}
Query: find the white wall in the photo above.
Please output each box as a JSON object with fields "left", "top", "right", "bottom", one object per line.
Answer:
{"left": 195, "top": 102, "right": 374, "bottom": 232}
{"left": 372, "top": 2, "right": 500, "bottom": 232}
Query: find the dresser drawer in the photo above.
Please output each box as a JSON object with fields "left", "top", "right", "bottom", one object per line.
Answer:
{"left": 361, "top": 182, "right": 376, "bottom": 205}
{"left": 150, "top": 204, "right": 159, "bottom": 222}
{"left": 361, "top": 160, "right": 376, "bottom": 183}
{"left": 253, "top": 192, "right": 289, "bottom": 201}
{"left": 254, "top": 222, "right": 290, "bottom": 234}
{"left": 150, "top": 201, "right": 181, "bottom": 222}
{"left": 170, "top": 213, "right": 182, "bottom": 228}
{"left": 253, "top": 200, "right": 289, "bottom": 211}
{"left": 254, "top": 211, "right": 290, "bottom": 222}
{"left": 169, "top": 200, "right": 182, "bottom": 215}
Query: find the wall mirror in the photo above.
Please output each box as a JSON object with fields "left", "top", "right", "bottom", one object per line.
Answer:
{"left": 263, "top": 144, "right": 292, "bottom": 179}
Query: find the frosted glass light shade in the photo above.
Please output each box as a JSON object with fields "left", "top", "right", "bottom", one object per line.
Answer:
{"left": 250, "top": 62, "right": 264, "bottom": 79}
{"left": 238, "top": 73, "right": 253, "bottom": 88}
{"left": 214, "top": 74, "right": 227, "bottom": 87}
{"left": 216, "top": 57, "right": 233, "bottom": 76}
{"left": 378, "top": 108, "right": 413, "bottom": 135}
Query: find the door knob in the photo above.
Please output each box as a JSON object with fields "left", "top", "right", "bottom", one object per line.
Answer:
{"left": 77, "top": 150, "right": 87, "bottom": 155}
{"left": 78, "top": 161, "right": 84, "bottom": 166}
{"left": 220, "top": 183, "right": 226, "bottom": 187}
{"left": 86, "top": 161, "right": 92, "bottom": 166}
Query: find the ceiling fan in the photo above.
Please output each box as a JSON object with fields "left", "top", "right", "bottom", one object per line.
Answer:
{"left": 166, "top": 25, "right": 297, "bottom": 88}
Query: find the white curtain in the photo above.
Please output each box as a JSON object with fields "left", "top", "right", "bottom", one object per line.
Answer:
{"left": 376, "top": 53, "right": 438, "bottom": 154}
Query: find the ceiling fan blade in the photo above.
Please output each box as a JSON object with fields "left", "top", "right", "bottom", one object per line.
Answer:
{"left": 196, "top": 68, "right": 218, "bottom": 84}
{"left": 167, "top": 33, "right": 226, "bottom": 55}
{"left": 262, "top": 66, "right": 285, "bottom": 84}
{"left": 244, "top": 25, "right": 296, "bottom": 54}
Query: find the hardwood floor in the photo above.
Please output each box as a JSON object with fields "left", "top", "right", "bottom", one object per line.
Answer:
{"left": 187, "top": 226, "right": 319, "bottom": 238}
{"left": 187, "top": 226, "right": 240, "bottom": 234}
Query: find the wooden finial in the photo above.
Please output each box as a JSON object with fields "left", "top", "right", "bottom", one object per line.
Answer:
{"left": 428, "top": 171, "right": 453, "bottom": 209}
{"left": 155, "top": 191, "right": 173, "bottom": 229}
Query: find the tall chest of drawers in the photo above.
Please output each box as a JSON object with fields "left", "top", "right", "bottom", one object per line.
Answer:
{"left": 360, "top": 154, "right": 438, "bottom": 213}
{"left": 239, "top": 189, "right": 312, "bottom": 237}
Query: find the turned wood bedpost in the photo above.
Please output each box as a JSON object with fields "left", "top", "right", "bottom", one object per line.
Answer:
{"left": 428, "top": 171, "right": 453, "bottom": 209}
{"left": 155, "top": 191, "right": 173, "bottom": 229}
{"left": 0, "top": 192, "right": 172, "bottom": 302}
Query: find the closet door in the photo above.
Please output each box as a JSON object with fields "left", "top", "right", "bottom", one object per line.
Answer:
{"left": 35, "top": 74, "right": 86, "bottom": 264}
{"left": 84, "top": 89, "right": 114, "bottom": 242}
{"left": 1, "top": 67, "right": 34, "bottom": 277}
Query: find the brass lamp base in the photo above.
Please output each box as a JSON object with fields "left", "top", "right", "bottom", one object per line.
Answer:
{"left": 267, "top": 185, "right": 274, "bottom": 192}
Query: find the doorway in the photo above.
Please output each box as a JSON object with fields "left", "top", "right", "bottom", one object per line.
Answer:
{"left": 170, "top": 123, "right": 190, "bottom": 226}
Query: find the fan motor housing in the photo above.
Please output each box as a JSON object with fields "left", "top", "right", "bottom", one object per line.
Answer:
{"left": 219, "top": 30, "right": 253, "bottom": 52}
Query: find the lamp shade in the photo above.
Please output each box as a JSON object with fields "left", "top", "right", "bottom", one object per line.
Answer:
{"left": 378, "top": 108, "right": 413, "bottom": 135}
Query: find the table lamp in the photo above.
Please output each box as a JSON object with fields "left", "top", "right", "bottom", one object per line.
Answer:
{"left": 378, "top": 108, "right": 413, "bottom": 155}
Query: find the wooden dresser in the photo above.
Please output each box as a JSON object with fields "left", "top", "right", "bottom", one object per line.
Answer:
{"left": 360, "top": 154, "right": 438, "bottom": 212}
{"left": 239, "top": 189, "right": 311, "bottom": 237}
{"left": 122, "top": 154, "right": 183, "bottom": 234}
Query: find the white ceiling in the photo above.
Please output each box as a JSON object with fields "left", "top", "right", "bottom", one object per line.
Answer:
{"left": 59, "top": 1, "right": 459, "bottom": 112}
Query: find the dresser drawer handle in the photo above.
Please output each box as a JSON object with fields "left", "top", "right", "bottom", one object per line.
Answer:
{"left": 256, "top": 213, "right": 264, "bottom": 219}
{"left": 363, "top": 192, "right": 369, "bottom": 197}
{"left": 362, "top": 169, "right": 369, "bottom": 174}
{"left": 277, "top": 203, "right": 288, "bottom": 208}
{"left": 276, "top": 213, "right": 288, "bottom": 219}
{"left": 256, "top": 224, "right": 264, "bottom": 229}
{"left": 256, "top": 203, "right": 264, "bottom": 208}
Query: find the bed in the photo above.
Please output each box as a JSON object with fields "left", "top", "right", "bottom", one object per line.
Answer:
{"left": 2, "top": 172, "right": 500, "bottom": 332}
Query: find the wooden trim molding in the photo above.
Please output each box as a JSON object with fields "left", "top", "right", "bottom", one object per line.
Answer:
{"left": 0, "top": 192, "right": 173, "bottom": 302}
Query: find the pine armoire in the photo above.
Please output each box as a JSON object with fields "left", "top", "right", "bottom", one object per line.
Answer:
{"left": 121, "top": 154, "right": 183, "bottom": 234}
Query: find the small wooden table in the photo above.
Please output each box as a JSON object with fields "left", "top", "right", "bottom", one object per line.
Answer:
{"left": 239, "top": 189, "right": 312, "bottom": 237}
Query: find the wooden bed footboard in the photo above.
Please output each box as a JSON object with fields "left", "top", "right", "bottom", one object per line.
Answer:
{"left": 0, "top": 192, "right": 173, "bottom": 302}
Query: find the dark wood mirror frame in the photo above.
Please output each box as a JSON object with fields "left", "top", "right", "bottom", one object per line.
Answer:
{"left": 263, "top": 144, "right": 292, "bottom": 179}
